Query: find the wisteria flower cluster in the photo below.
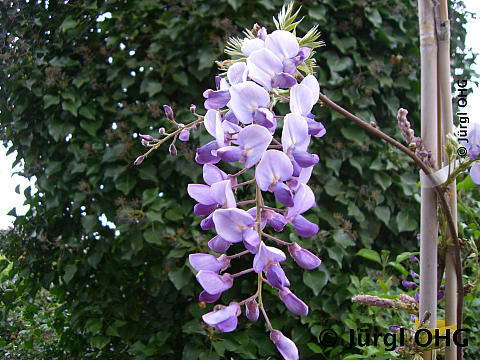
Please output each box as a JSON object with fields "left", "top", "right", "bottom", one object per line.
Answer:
{"left": 134, "top": 4, "right": 325, "bottom": 359}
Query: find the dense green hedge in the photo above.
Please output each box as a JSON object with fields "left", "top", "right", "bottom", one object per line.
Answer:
{"left": 1, "top": 0, "right": 477, "bottom": 359}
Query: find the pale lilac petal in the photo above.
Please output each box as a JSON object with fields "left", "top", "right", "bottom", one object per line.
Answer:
{"left": 210, "top": 180, "right": 236, "bottom": 208}
{"left": 189, "top": 253, "right": 228, "bottom": 273}
{"left": 273, "top": 182, "right": 294, "bottom": 207}
{"left": 247, "top": 207, "right": 267, "bottom": 230}
{"left": 216, "top": 146, "right": 243, "bottom": 163}
{"left": 242, "top": 38, "right": 265, "bottom": 57}
{"left": 204, "top": 90, "right": 231, "bottom": 110}
{"left": 279, "top": 288, "right": 309, "bottom": 316}
{"left": 213, "top": 208, "right": 255, "bottom": 243}
{"left": 270, "top": 330, "right": 299, "bottom": 360}
{"left": 273, "top": 72, "right": 297, "bottom": 88}
{"left": 255, "top": 150, "right": 294, "bottom": 191}
{"left": 283, "top": 58, "right": 296, "bottom": 75}
{"left": 281, "top": 113, "right": 310, "bottom": 153}
{"left": 219, "top": 78, "right": 229, "bottom": 90}
{"left": 286, "top": 184, "right": 316, "bottom": 218}
{"left": 301, "top": 74, "right": 319, "bottom": 101}
{"left": 266, "top": 263, "right": 289, "bottom": 289}
{"left": 288, "top": 242, "right": 321, "bottom": 270}
{"left": 245, "top": 300, "right": 259, "bottom": 321}
{"left": 196, "top": 140, "right": 220, "bottom": 164}
{"left": 228, "top": 81, "right": 270, "bottom": 124}
{"left": 471, "top": 162, "right": 480, "bottom": 185}
{"left": 203, "top": 164, "right": 228, "bottom": 186}
{"left": 224, "top": 110, "right": 239, "bottom": 124}
{"left": 221, "top": 120, "right": 242, "bottom": 145}
{"left": 292, "top": 148, "right": 319, "bottom": 168}
{"left": 216, "top": 316, "right": 238, "bottom": 332}
{"left": 196, "top": 271, "right": 233, "bottom": 294}
{"left": 194, "top": 203, "right": 217, "bottom": 217}
{"left": 208, "top": 235, "right": 231, "bottom": 253}
{"left": 242, "top": 228, "right": 260, "bottom": 254}
{"left": 265, "top": 30, "right": 299, "bottom": 62}
{"left": 253, "top": 242, "right": 286, "bottom": 273}
{"left": 292, "top": 215, "right": 319, "bottom": 237}
{"left": 204, "top": 110, "right": 221, "bottom": 138}
{"left": 290, "top": 83, "right": 315, "bottom": 115}
{"left": 247, "top": 48, "right": 283, "bottom": 90}
{"left": 227, "top": 62, "right": 247, "bottom": 85}
{"left": 199, "top": 291, "right": 221, "bottom": 303}
{"left": 238, "top": 124, "right": 272, "bottom": 168}
{"left": 187, "top": 184, "right": 216, "bottom": 205}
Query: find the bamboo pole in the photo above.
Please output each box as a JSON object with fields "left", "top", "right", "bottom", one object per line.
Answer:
{"left": 418, "top": 1, "right": 438, "bottom": 359}
{"left": 437, "top": 2, "right": 459, "bottom": 359}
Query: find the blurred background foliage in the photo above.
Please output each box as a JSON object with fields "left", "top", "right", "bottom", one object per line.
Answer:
{"left": 0, "top": 0, "right": 478, "bottom": 359}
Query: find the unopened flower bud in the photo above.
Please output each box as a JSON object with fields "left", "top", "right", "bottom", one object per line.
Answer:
{"left": 288, "top": 242, "right": 321, "bottom": 270}
{"left": 179, "top": 128, "right": 190, "bottom": 142}
{"left": 169, "top": 143, "right": 177, "bottom": 156}
{"left": 133, "top": 155, "right": 144, "bottom": 166}
{"left": 409, "top": 254, "right": 419, "bottom": 263}
{"left": 402, "top": 280, "right": 417, "bottom": 289}
{"left": 410, "top": 270, "right": 419, "bottom": 279}
{"left": 139, "top": 134, "right": 153, "bottom": 141}
{"left": 159, "top": 127, "right": 166, "bottom": 135}
{"left": 270, "top": 330, "right": 299, "bottom": 360}
{"left": 163, "top": 105, "right": 174, "bottom": 120}
{"left": 245, "top": 300, "right": 259, "bottom": 322}
{"left": 190, "top": 104, "right": 197, "bottom": 113}
{"left": 141, "top": 139, "right": 149, "bottom": 147}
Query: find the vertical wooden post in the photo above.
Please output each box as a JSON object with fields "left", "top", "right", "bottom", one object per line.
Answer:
{"left": 437, "top": 1, "right": 458, "bottom": 359}
{"left": 418, "top": 0, "right": 438, "bottom": 359}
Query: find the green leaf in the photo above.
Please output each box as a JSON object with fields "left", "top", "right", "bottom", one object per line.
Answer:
{"left": 365, "top": 8, "right": 382, "bottom": 27}
{"left": 227, "top": 0, "right": 243, "bottom": 11}
{"left": 62, "top": 100, "right": 81, "bottom": 117}
{"left": 80, "top": 119, "right": 102, "bottom": 136}
{"left": 81, "top": 215, "right": 97, "bottom": 233}
{"left": 387, "top": 261, "right": 408, "bottom": 275}
{"left": 43, "top": 94, "right": 60, "bottom": 108}
{"left": 143, "top": 228, "right": 162, "bottom": 245}
{"left": 307, "top": 342, "right": 323, "bottom": 353}
{"left": 168, "top": 267, "right": 191, "bottom": 290}
{"left": 87, "top": 250, "right": 103, "bottom": 269}
{"left": 374, "top": 206, "right": 391, "bottom": 224}
{"left": 91, "top": 335, "right": 110, "bottom": 349}
{"left": 79, "top": 105, "right": 96, "bottom": 120}
{"left": 356, "top": 249, "right": 381, "bottom": 264}
{"left": 303, "top": 268, "right": 328, "bottom": 295}
{"left": 140, "top": 80, "right": 163, "bottom": 97}
{"left": 63, "top": 264, "right": 77, "bottom": 284}
{"left": 374, "top": 172, "right": 392, "bottom": 191}
{"left": 60, "top": 16, "right": 78, "bottom": 32}
{"left": 86, "top": 318, "right": 102, "bottom": 335}
{"left": 396, "top": 210, "right": 417, "bottom": 232}
{"left": 333, "top": 230, "right": 355, "bottom": 247}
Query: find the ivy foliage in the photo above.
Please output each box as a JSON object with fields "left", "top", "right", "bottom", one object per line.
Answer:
{"left": 0, "top": 0, "right": 476, "bottom": 359}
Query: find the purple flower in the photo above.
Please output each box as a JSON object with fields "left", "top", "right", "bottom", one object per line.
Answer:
{"left": 266, "top": 263, "right": 290, "bottom": 289}
{"left": 208, "top": 235, "right": 231, "bottom": 253}
{"left": 189, "top": 253, "right": 230, "bottom": 273}
{"left": 285, "top": 184, "right": 318, "bottom": 237}
{"left": 213, "top": 208, "right": 255, "bottom": 243}
{"left": 242, "top": 38, "right": 265, "bottom": 57}
{"left": 202, "top": 302, "right": 241, "bottom": 332}
{"left": 253, "top": 242, "right": 286, "bottom": 273}
{"left": 279, "top": 288, "right": 308, "bottom": 316}
{"left": 216, "top": 124, "right": 272, "bottom": 168}
{"left": 245, "top": 300, "right": 259, "bottom": 322}
{"left": 226, "top": 61, "right": 247, "bottom": 85}
{"left": 409, "top": 254, "right": 419, "bottom": 263}
{"left": 410, "top": 270, "right": 419, "bottom": 279}
{"left": 282, "top": 113, "right": 318, "bottom": 168}
{"left": 203, "top": 164, "right": 228, "bottom": 185}
{"left": 196, "top": 270, "right": 233, "bottom": 295}
{"left": 199, "top": 291, "right": 221, "bottom": 303}
{"left": 187, "top": 179, "right": 236, "bottom": 212}
{"left": 264, "top": 209, "right": 287, "bottom": 232}
{"left": 289, "top": 75, "right": 325, "bottom": 137}
{"left": 459, "top": 122, "right": 480, "bottom": 160}
{"left": 163, "top": 104, "right": 174, "bottom": 120}
{"left": 228, "top": 81, "right": 270, "bottom": 124}
{"left": 288, "top": 242, "right": 321, "bottom": 270}
{"left": 204, "top": 89, "right": 231, "bottom": 110}
{"left": 270, "top": 330, "right": 299, "bottom": 360}
{"left": 195, "top": 140, "right": 220, "bottom": 164}
{"left": 256, "top": 149, "right": 294, "bottom": 191}
{"left": 470, "top": 162, "right": 480, "bottom": 185}
{"left": 242, "top": 227, "right": 260, "bottom": 254}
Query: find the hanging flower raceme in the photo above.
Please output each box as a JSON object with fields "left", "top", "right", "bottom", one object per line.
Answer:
{"left": 133, "top": 4, "right": 326, "bottom": 359}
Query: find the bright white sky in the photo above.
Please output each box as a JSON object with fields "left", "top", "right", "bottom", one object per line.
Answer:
{"left": 0, "top": 3, "right": 479, "bottom": 229}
